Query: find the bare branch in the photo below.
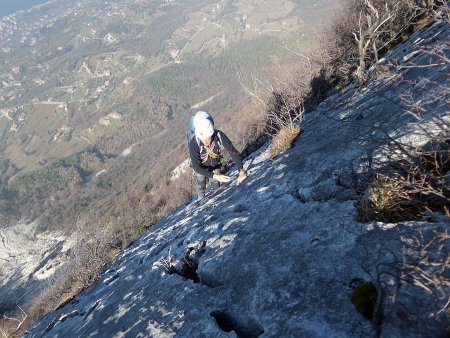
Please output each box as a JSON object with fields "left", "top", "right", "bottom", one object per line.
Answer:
{"left": 0, "top": 328, "right": 8, "bottom": 338}
{"left": 2, "top": 303, "right": 27, "bottom": 333}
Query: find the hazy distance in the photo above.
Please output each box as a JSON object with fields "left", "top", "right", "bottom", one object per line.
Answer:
{"left": 0, "top": 0, "right": 50, "bottom": 18}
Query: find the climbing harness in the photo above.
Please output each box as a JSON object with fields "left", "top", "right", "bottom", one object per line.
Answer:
{"left": 200, "top": 133, "right": 224, "bottom": 163}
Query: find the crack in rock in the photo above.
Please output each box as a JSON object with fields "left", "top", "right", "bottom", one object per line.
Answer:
{"left": 210, "top": 310, "right": 264, "bottom": 338}
{"left": 43, "top": 310, "right": 80, "bottom": 334}
{"left": 162, "top": 241, "right": 207, "bottom": 284}
{"left": 103, "top": 272, "right": 120, "bottom": 285}
{"left": 84, "top": 299, "right": 101, "bottom": 318}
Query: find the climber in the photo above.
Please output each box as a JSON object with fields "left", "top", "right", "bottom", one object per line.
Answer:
{"left": 188, "top": 111, "right": 247, "bottom": 200}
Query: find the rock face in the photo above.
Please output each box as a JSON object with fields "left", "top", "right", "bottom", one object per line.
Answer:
{"left": 0, "top": 222, "right": 70, "bottom": 313}
{"left": 25, "top": 22, "right": 449, "bottom": 338}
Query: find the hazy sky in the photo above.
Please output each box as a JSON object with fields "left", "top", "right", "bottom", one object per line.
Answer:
{"left": 0, "top": 0, "right": 51, "bottom": 18}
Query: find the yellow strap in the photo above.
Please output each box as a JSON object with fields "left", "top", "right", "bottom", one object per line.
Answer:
{"left": 204, "top": 145, "right": 221, "bottom": 159}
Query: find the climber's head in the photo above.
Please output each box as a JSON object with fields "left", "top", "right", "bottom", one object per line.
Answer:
{"left": 195, "top": 118, "right": 215, "bottom": 145}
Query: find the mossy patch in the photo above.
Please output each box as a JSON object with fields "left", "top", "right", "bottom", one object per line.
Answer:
{"left": 351, "top": 281, "right": 377, "bottom": 319}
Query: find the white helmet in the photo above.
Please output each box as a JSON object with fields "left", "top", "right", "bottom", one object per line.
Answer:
{"left": 195, "top": 118, "right": 214, "bottom": 139}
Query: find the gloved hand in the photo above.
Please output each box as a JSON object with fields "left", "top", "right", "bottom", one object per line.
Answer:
{"left": 237, "top": 170, "right": 247, "bottom": 185}
{"left": 213, "top": 174, "right": 231, "bottom": 183}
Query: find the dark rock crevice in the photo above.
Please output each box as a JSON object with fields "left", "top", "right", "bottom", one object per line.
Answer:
{"left": 162, "top": 241, "right": 208, "bottom": 285}
{"left": 210, "top": 310, "right": 265, "bottom": 338}
{"left": 43, "top": 310, "right": 81, "bottom": 334}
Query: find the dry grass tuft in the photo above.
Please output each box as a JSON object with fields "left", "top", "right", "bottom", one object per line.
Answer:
{"left": 269, "top": 127, "right": 302, "bottom": 159}
{"left": 357, "top": 173, "right": 422, "bottom": 223}
{"left": 357, "top": 140, "right": 450, "bottom": 223}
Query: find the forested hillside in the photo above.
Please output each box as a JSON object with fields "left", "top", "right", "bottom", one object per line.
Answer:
{"left": 0, "top": 0, "right": 338, "bottom": 231}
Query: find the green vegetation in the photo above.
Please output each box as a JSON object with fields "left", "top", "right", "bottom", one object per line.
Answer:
{"left": 146, "top": 35, "right": 284, "bottom": 102}
{"left": 0, "top": 118, "right": 9, "bottom": 152}
{"left": 3, "top": 104, "right": 89, "bottom": 174}
{"left": 11, "top": 165, "right": 78, "bottom": 191}
{"left": 10, "top": 150, "right": 103, "bottom": 194}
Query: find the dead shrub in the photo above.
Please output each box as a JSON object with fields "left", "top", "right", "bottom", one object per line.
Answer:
{"left": 401, "top": 228, "right": 450, "bottom": 301}
{"left": 240, "top": 78, "right": 305, "bottom": 159}
{"left": 239, "top": 24, "right": 342, "bottom": 160}
{"left": 269, "top": 127, "right": 302, "bottom": 159}
{"left": 357, "top": 173, "right": 422, "bottom": 222}
{"left": 238, "top": 115, "right": 268, "bottom": 159}
{"left": 328, "top": 0, "right": 428, "bottom": 83}
{"left": 239, "top": 68, "right": 307, "bottom": 160}
{"left": 0, "top": 305, "right": 27, "bottom": 338}
{"left": 357, "top": 140, "right": 450, "bottom": 222}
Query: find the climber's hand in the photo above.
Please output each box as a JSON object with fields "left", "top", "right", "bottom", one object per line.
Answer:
{"left": 213, "top": 174, "right": 231, "bottom": 183}
{"left": 237, "top": 170, "right": 247, "bottom": 185}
